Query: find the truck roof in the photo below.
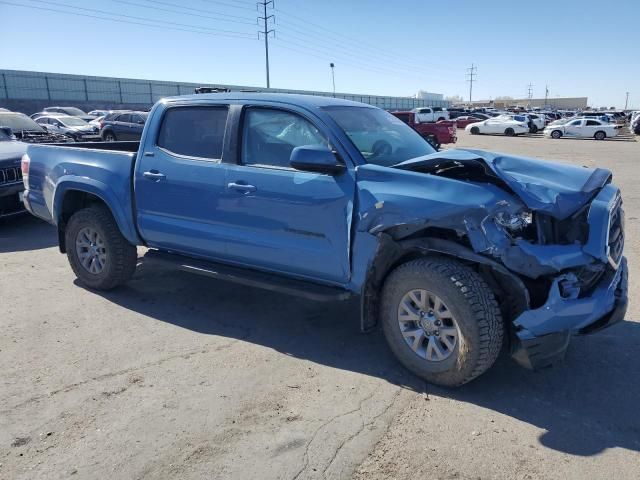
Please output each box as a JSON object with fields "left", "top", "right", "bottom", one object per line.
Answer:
{"left": 162, "top": 92, "right": 374, "bottom": 109}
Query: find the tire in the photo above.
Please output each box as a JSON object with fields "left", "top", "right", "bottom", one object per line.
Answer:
{"left": 594, "top": 131, "right": 606, "bottom": 140}
{"left": 65, "top": 205, "right": 137, "bottom": 290}
{"left": 381, "top": 257, "right": 503, "bottom": 387}
{"left": 551, "top": 130, "right": 562, "bottom": 139}
{"left": 437, "top": 117, "right": 445, "bottom": 122}
{"left": 470, "top": 126, "right": 480, "bottom": 135}
{"left": 504, "top": 127, "right": 515, "bottom": 136}
{"left": 103, "top": 131, "right": 117, "bottom": 142}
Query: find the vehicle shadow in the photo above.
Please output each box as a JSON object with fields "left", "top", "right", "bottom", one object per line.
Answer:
{"left": 88, "top": 260, "right": 640, "bottom": 457}
{"left": 0, "top": 214, "right": 57, "bottom": 253}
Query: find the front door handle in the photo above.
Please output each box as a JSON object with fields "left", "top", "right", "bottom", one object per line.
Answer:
{"left": 227, "top": 182, "right": 256, "bottom": 193}
{"left": 143, "top": 170, "right": 166, "bottom": 181}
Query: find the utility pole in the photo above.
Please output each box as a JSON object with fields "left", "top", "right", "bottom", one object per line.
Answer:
{"left": 527, "top": 83, "right": 533, "bottom": 106}
{"left": 624, "top": 91, "right": 629, "bottom": 110}
{"left": 257, "top": 1, "right": 275, "bottom": 88}
{"left": 466, "top": 63, "right": 477, "bottom": 105}
{"left": 544, "top": 84, "right": 549, "bottom": 108}
{"left": 329, "top": 63, "right": 336, "bottom": 97}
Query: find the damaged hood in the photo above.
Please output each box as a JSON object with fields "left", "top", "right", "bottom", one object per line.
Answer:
{"left": 395, "top": 149, "right": 612, "bottom": 219}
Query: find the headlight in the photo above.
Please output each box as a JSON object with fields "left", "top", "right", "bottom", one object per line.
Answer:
{"left": 495, "top": 210, "right": 532, "bottom": 232}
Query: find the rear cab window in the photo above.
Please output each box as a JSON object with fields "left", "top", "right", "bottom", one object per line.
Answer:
{"left": 157, "top": 106, "right": 229, "bottom": 160}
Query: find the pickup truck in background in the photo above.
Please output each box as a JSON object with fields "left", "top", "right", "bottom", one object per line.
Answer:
{"left": 22, "top": 93, "right": 628, "bottom": 387}
{"left": 390, "top": 111, "right": 456, "bottom": 149}
{"left": 413, "top": 106, "right": 449, "bottom": 122}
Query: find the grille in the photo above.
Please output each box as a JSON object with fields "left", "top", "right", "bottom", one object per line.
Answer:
{"left": 0, "top": 166, "right": 22, "bottom": 185}
{"left": 608, "top": 197, "right": 624, "bottom": 268}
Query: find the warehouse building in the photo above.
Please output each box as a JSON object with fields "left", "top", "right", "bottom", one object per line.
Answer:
{"left": 0, "top": 69, "right": 448, "bottom": 114}
{"left": 468, "top": 97, "right": 588, "bottom": 110}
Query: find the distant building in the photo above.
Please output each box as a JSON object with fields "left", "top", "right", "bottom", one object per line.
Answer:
{"left": 468, "top": 97, "right": 588, "bottom": 110}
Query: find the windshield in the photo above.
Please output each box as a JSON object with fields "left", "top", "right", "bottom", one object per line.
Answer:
{"left": 323, "top": 106, "right": 435, "bottom": 167}
{"left": 59, "top": 116, "right": 89, "bottom": 127}
{"left": 61, "top": 107, "right": 87, "bottom": 116}
{"left": 0, "top": 113, "right": 44, "bottom": 131}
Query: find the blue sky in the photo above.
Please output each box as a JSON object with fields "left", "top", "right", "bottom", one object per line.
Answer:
{"left": 1, "top": 0, "right": 638, "bottom": 108}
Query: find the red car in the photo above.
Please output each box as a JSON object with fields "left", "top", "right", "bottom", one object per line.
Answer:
{"left": 390, "top": 111, "right": 456, "bottom": 149}
{"left": 454, "top": 115, "right": 483, "bottom": 128}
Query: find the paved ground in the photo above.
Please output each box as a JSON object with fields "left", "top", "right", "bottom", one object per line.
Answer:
{"left": 1, "top": 130, "right": 639, "bottom": 479}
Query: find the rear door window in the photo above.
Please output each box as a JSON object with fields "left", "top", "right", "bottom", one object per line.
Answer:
{"left": 586, "top": 120, "right": 600, "bottom": 126}
{"left": 117, "top": 114, "right": 131, "bottom": 123}
{"left": 157, "top": 106, "right": 228, "bottom": 160}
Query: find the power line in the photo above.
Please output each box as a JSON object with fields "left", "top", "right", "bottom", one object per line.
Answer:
{"left": 466, "top": 64, "right": 477, "bottom": 103}
{"left": 257, "top": 0, "right": 275, "bottom": 88}
{"left": 273, "top": 6, "right": 461, "bottom": 73}
{"left": 1, "top": 0, "right": 256, "bottom": 38}
{"left": 112, "top": 0, "right": 256, "bottom": 25}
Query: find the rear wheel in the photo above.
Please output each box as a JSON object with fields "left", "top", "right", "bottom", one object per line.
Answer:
{"left": 381, "top": 257, "right": 503, "bottom": 387}
{"left": 594, "top": 131, "right": 606, "bottom": 140}
{"left": 551, "top": 130, "right": 562, "bottom": 139}
{"left": 504, "top": 127, "right": 515, "bottom": 136}
{"left": 470, "top": 126, "right": 480, "bottom": 135}
{"left": 103, "top": 131, "right": 117, "bottom": 142}
{"left": 65, "top": 206, "right": 137, "bottom": 290}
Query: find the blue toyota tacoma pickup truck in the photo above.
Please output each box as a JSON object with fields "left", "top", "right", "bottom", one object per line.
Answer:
{"left": 21, "top": 93, "right": 627, "bottom": 386}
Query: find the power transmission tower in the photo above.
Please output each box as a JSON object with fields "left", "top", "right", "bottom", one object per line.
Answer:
{"left": 625, "top": 92, "right": 629, "bottom": 110}
{"left": 544, "top": 84, "right": 549, "bottom": 108}
{"left": 527, "top": 83, "right": 533, "bottom": 105}
{"left": 257, "top": 1, "right": 275, "bottom": 88}
{"left": 466, "top": 63, "right": 477, "bottom": 104}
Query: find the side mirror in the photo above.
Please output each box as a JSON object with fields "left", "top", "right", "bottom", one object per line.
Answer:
{"left": 289, "top": 145, "right": 345, "bottom": 175}
{"left": 0, "top": 126, "right": 14, "bottom": 138}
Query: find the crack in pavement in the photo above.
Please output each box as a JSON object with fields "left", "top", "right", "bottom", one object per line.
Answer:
{"left": 321, "top": 387, "right": 403, "bottom": 478}
{"left": 291, "top": 389, "right": 379, "bottom": 480}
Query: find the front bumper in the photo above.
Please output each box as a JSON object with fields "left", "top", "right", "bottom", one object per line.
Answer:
{"left": 511, "top": 256, "right": 628, "bottom": 369}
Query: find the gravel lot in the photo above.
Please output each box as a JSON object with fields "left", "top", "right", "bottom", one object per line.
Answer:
{"left": 1, "top": 130, "right": 639, "bottom": 479}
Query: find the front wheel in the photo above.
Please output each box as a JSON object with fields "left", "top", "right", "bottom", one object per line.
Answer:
{"left": 551, "top": 130, "right": 562, "bottom": 139}
{"left": 470, "top": 126, "right": 480, "bottom": 135}
{"left": 381, "top": 257, "right": 503, "bottom": 387}
{"left": 65, "top": 206, "right": 137, "bottom": 290}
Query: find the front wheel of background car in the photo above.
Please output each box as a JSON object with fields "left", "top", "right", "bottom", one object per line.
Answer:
{"left": 65, "top": 205, "right": 137, "bottom": 290}
{"left": 103, "top": 132, "right": 117, "bottom": 142}
{"left": 594, "top": 131, "right": 606, "bottom": 140}
{"left": 381, "top": 257, "right": 504, "bottom": 387}
{"left": 505, "top": 128, "right": 515, "bottom": 136}
{"left": 470, "top": 126, "right": 480, "bottom": 135}
{"left": 551, "top": 130, "right": 562, "bottom": 139}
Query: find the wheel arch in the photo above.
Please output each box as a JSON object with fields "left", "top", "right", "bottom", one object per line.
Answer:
{"left": 360, "top": 231, "right": 529, "bottom": 339}
{"left": 53, "top": 180, "right": 139, "bottom": 252}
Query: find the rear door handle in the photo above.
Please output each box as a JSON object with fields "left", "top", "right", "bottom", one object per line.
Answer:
{"left": 227, "top": 182, "right": 256, "bottom": 193}
{"left": 143, "top": 170, "right": 166, "bottom": 181}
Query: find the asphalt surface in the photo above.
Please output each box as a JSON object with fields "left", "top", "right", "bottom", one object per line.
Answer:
{"left": 1, "top": 130, "right": 639, "bottom": 479}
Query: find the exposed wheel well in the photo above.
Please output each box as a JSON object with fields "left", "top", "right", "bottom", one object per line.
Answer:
{"left": 360, "top": 232, "right": 529, "bottom": 346}
{"left": 57, "top": 190, "right": 107, "bottom": 252}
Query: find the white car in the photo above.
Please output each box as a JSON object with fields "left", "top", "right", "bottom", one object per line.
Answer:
{"left": 465, "top": 117, "right": 529, "bottom": 136}
{"left": 544, "top": 118, "right": 618, "bottom": 140}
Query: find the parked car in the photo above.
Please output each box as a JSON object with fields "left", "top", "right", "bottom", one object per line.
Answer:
{"left": 43, "top": 106, "right": 95, "bottom": 122}
{"left": 0, "top": 126, "right": 27, "bottom": 219}
{"left": 390, "top": 111, "right": 456, "bottom": 149}
{"left": 0, "top": 107, "right": 11, "bottom": 112}
{"left": 454, "top": 115, "right": 483, "bottom": 128}
{"left": 35, "top": 115, "right": 101, "bottom": 142}
{"left": 465, "top": 116, "right": 529, "bottom": 136}
{"left": 0, "top": 111, "right": 72, "bottom": 143}
{"left": 413, "top": 107, "right": 450, "bottom": 122}
{"left": 88, "top": 109, "right": 110, "bottom": 118}
{"left": 22, "top": 92, "right": 627, "bottom": 387}
{"left": 544, "top": 118, "right": 618, "bottom": 140}
{"left": 100, "top": 111, "right": 148, "bottom": 141}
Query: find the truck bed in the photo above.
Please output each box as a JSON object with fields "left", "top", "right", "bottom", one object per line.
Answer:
{"left": 24, "top": 141, "right": 140, "bottom": 245}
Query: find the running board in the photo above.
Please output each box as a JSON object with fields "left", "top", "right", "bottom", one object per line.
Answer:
{"left": 143, "top": 250, "right": 351, "bottom": 302}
